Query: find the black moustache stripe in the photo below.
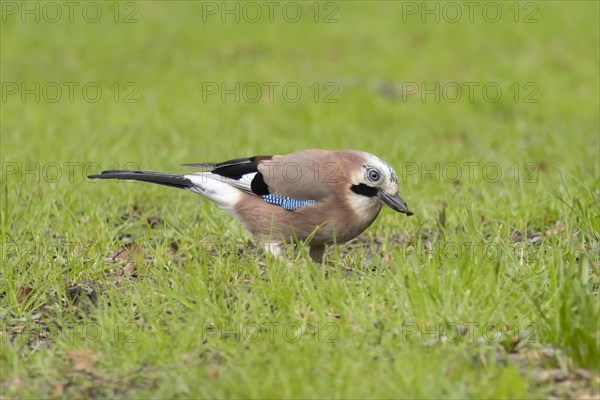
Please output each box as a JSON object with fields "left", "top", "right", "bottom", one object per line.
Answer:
{"left": 351, "top": 184, "right": 378, "bottom": 197}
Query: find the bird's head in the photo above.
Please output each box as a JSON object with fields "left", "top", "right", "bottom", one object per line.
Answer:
{"left": 349, "top": 152, "right": 413, "bottom": 216}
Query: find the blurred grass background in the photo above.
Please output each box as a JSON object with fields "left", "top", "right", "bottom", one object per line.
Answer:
{"left": 1, "top": 1, "right": 599, "bottom": 398}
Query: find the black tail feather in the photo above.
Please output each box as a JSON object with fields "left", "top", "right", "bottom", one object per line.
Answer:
{"left": 88, "top": 170, "right": 193, "bottom": 189}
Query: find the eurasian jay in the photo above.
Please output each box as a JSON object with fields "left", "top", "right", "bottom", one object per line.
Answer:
{"left": 88, "top": 149, "right": 412, "bottom": 261}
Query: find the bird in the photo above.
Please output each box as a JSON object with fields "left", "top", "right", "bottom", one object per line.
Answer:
{"left": 88, "top": 149, "right": 412, "bottom": 261}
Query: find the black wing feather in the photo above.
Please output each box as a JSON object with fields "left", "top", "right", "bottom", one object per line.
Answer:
{"left": 182, "top": 155, "right": 272, "bottom": 181}
{"left": 250, "top": 172, "right": 270, "bottom": 195}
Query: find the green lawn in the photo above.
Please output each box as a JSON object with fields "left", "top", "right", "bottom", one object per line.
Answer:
{"left": 1, "top": 1, "right": 599, "bottom": 398}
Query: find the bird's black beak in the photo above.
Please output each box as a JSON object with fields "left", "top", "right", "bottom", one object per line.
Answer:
{"left": 380, "top": 191, "right": 413, "bottom": 216}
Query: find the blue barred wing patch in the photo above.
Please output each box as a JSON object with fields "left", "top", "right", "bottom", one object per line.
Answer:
{"left": 262, "top": 193, "right": 317, "bottom": 210}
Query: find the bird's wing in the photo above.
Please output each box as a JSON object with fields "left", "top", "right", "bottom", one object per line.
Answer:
{"left": 184, "top": 150, "right": 348, "bottom": 205}
{"left": 257, "top": 149, "right": 348, "bottom": 201}
{"left": 182, "top": 156, "right": 271, "bottom": 178}
{"left": 183, "top": 155, "right": 272, "bottom": 194}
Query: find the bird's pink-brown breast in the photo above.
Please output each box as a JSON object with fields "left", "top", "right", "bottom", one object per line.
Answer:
{"left": 234, "top": 193, "right": 381, "bottom": 245}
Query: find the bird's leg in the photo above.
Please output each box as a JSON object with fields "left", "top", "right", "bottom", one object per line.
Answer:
{"left": 262, "top": 241, "right": 283, "bottom": 258}
{"left": 262, "top": 241, "right": 298, "bottom": 267}
{"left": 309, "top": 244, "right": 326, "bottom": 263}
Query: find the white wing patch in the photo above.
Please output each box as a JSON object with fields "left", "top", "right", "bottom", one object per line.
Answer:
{"left": 184, "top": 173, "right": 244, "bottom": 214}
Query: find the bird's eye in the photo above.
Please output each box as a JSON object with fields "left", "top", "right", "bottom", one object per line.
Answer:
{"left": 368, "top": 169, "right": 380, "bottom": 182}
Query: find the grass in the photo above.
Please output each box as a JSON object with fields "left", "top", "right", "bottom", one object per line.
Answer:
{"left": 1, "top": 1, "right": 599, "bottom": 398}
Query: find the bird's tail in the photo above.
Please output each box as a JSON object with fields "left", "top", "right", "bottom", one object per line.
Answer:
{"left": 88, "top": 170, "right": 193, "bottom": 189}
{"left": 88, "top": 170, "right": 242, "bottom": 213}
